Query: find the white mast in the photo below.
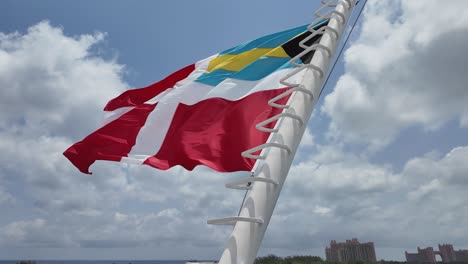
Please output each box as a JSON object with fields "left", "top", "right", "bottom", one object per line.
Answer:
{"left": 209, "top": 1, "right": 357, "bottom": 263}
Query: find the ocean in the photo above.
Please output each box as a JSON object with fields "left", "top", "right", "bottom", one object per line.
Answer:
{"left": 0, "top": 261, "right": 192, "bottom": 264}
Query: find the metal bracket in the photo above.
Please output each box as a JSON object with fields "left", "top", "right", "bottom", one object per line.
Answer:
{"left": 241, "top": 142, "right": 292, "bottom": 160}
{"left": 207, "top": 216, "right": 264, "bottom": 225}
{"left": 225, "top": 177, "right": 279, "bottom": 190}
{"left": 256, "top": 112, "right": 304, "bottom": 133}
{"left": 268, "top": 86, "right": 314, "bottom": 109}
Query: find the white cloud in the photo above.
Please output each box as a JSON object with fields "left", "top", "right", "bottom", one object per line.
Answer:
{"left": 300, "top": 128, "right": 315, "bottom": 148}
{"left": 264, "top": 1, "right": 468, "bottom": 252}
{"left": 403, "top": 146, "right": 468, "bottom": 197}
{"left": 3, "top": 218, "right": 46, "bottom": 242}
{"left": 0, "top": 218, "right": 76, "bottom": 247}
{"left": 288, "top": 142, "right": 400, "bottom": 200}
{"left": 322, "top": 0, "right": 468, "bottom": 148}
{"left": 313, "top": 206, "right": 332, "bottom": 216}
{"left": 407, "top": 178, "right": 440, "bottom": 201}
{"left": 0, "top": 21, "right": 131, "bottom": 221}
{"left": 261, "top": 145, "right": 468, "bottom": 252}
{"left": 1, "top": 4, "right": 468, "bottom": 259}
{"left": 0, "top": 187, "right": 14, "bottom": 205}
{"left": 0, "top": 21, "right": 242, "bottom": 256}
{"left": 0, "top": 21, "right": 127, "bottom": 138}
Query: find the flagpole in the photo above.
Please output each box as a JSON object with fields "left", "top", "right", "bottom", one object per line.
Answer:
{"left": 213, "top": 1, "right": 357, "bottom": 264}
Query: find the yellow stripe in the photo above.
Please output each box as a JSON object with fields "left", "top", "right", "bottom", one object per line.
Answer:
{"left": 207, "top": 47, "right": 289, "bottom": 73}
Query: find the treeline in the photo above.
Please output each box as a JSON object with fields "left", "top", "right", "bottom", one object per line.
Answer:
{"left": 16, "top": 261, "right": 36, "bottom": 264}
{"left": 254, "top": 255, "right": 408, "bottom": 264}
{"left": 255, "top": 255, "right": 319, "bottom": 264}
{"left": 254, "top": 255, "right": 341, "bottom": 264}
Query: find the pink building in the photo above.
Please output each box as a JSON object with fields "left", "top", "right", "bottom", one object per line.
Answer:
{"left": 325, "top": 238, "right": 377, "bottom": 263}
{"left": 405, "top": 244, "right": 468, "bottom": 263}
{"left": 405, "top": 247, "right": 436, "bottom": 263}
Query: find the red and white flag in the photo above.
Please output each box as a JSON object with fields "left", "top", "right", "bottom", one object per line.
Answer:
{"left": 64, "top": 21, "right": 327, "bottom": 174}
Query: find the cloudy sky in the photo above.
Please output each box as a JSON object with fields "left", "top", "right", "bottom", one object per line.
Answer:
{"left": 1, "top": 0, "right": 468, "bottom": 261}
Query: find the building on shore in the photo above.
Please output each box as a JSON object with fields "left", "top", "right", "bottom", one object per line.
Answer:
{"left": 405, "top": 244, "right": 468, "bottom": 263}
{"left": 406, "top": 247, "right": 436, "bottom": 263}
{"left": 325, "top": 238, "right": 377, "bottom": 263}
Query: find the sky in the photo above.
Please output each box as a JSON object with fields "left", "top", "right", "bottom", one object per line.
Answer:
{"left": 1, "top": 0, "right": 468, "bottom": 261}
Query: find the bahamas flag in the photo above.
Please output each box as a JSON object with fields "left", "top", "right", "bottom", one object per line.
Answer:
{"left": 64, "top": 20, "right": 328, "bottom": 174}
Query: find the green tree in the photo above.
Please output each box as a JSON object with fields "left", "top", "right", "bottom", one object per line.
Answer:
{"left": 284, "top": 255, "right": 323, "bottom": 264}
{"left": 16, "top": 261, "right": 36, "bottom": 264}
{"left": 255, "top": 254, "right": 285, "bottom": 264}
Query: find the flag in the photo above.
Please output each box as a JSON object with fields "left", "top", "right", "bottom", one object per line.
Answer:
{"left": 64, "top": 20, "right": 328, "bottom": 174}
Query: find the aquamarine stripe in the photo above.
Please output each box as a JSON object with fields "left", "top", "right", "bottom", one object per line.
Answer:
{"left": 195, "top": 69, "right": 234, "bottom": 86}
{"left": 220, "top": 25, "right": 307, "bottom": 55}
{"left": 220, "top": 19, "right": 328, "bottom": 55}
{"left": 196, "top": 20, "right": 329, "bottom": 86}
{"left": 195, "top": 57, "right": 295, "bottom": 86}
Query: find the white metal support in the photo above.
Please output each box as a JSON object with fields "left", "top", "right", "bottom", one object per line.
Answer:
{"left": 208, "top": 217, "right": 265, "bottom": 226}
{"left": 255, "top": 112, "right": 304, "bottom": 133}
{"left": 225, "top": 177, "right": 279, "bottom": 191}
{"left": 215, "top": 1, "right": 357, "bottom": 264}
{"left": 268, "top": 85, "right": 314, "bottom": 109}
{"left": 241, "top": 142, "right": 292, "bottom": 160}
